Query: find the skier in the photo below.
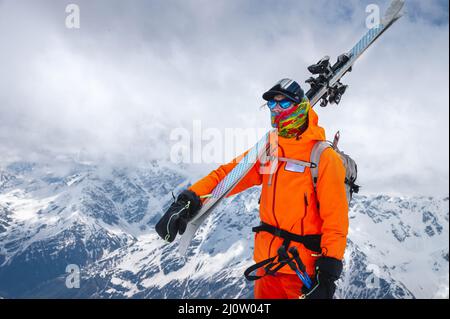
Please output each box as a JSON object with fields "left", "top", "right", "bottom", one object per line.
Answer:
{"left": 156, "top": 79, "right": 349, "bottom": 299}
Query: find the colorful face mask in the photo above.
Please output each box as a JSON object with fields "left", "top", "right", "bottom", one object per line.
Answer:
{"left": 271, "top": 98, "right": 311, "bottom": 138}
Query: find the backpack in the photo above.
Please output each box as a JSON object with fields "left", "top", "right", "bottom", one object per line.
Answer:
{"left": 310, "top": 131, "right": 360, "bottom": 203}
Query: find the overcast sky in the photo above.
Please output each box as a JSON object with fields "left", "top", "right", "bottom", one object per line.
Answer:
{"left": 0, "top": 0, "right": 448, "bottom": 196}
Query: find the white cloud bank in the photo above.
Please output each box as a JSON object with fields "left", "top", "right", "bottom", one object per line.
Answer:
{"left": 0, "top": 0, "right": 448, "bottom": 196}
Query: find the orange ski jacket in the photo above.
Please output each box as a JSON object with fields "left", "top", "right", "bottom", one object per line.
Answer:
{"left": 189, "top": 108, "right": 349, "bottom": 275}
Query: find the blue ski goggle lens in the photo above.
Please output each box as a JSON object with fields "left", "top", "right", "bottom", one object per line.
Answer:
{"left": 267, "top": 99, "right": 293, "bottom": 110}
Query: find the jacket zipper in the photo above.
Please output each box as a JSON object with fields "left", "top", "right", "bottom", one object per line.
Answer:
{"left": 267, "top": 162, "right": 281, "bottom": 259}
{"left": 267, "top": 141, "right": 289, "bottom": 259}
{"left": 301, "top": 193, "right": 308, "bottom": 236}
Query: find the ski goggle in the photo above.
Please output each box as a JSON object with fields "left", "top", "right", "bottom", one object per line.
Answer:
{"left": 267, "top": 99, "right": 293, "bottom": 110}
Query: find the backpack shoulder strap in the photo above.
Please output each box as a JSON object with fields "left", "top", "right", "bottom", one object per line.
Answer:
{"left": 310, "top": 141, "right": 332, "bottom": 192}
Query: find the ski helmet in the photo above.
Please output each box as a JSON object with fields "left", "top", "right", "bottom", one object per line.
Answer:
{"left": 262, "top": 78, "right": 305, "bottom": 104}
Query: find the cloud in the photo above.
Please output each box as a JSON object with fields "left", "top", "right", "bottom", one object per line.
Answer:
{"left": 0, "top": 0, "right": 448, "bottom": 196}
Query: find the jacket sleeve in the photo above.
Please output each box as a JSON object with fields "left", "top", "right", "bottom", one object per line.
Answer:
{"left": 188, "top": 150, "right": 262, "bottom": 199}
{"left": 316, "top": 148, "right": 349, "bottom": 260}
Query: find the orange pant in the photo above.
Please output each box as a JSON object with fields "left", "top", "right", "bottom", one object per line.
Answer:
{"left": 254, "top": 269, "right": 304, "bottom": 299}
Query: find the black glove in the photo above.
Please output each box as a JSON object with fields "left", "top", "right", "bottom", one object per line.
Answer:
{"left": 155, "top": 190, "right": 202, "bottom": 242}
{"left": 301, "top": 257, "right": 343, "bottom": 299}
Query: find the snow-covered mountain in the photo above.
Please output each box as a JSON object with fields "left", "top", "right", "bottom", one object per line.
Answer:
{"left": 0, "top": 159, "right": 448, "bottom": 299}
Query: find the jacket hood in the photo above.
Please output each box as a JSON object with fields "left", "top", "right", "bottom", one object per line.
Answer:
{"left": 302, "top": 107, "right": 326, "bottom": 142}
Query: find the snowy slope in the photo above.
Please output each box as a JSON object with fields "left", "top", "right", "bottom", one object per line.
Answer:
{"left": 344, "top": 195, "right": 449, "bottom": 298}
{"left": 0, "top": 160, "right": 448, "bottom": 298}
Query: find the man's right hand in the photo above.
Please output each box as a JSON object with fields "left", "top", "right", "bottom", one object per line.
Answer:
{"left": 155, "top": 190, "right": 202, "bottom": 242}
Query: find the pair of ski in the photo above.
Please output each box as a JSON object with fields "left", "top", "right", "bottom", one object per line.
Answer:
{"left": 178, "top": 0, "right": 405, "bottom": 259}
